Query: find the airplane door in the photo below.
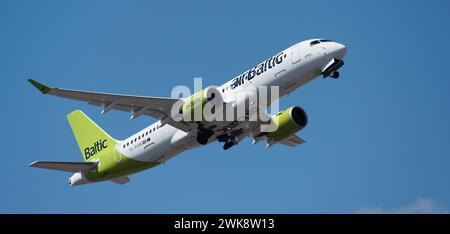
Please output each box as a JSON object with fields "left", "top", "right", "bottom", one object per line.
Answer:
{"left": 290, "top": 45, "right": 302, "bottom": 64}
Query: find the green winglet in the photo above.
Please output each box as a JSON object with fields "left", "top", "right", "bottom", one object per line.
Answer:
{"left": 28, "top": 79, "right": 51, "bottom": 94}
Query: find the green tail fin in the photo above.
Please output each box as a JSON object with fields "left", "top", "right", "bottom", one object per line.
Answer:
{"left": 67, "top": 110, "right": 117, "bottom": 162}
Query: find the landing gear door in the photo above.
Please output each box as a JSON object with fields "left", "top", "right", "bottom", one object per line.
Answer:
{"left": 321, "top": 58, "right": 344, "bottom": 78}
{"left": 321, "top": 59, "right": 336, "bottom": 74}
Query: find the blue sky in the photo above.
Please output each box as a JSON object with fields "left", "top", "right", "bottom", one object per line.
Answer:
{"left": 1, "top": 0, "right": 450, "bottom": 213}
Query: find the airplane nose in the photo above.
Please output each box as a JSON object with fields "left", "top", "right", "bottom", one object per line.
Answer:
{"left": 334, "top": 42, "right": 347, "bottom": 60}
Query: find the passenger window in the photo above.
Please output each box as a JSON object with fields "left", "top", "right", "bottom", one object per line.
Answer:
{"left": 127, "top": 142, "right": 129, "bottom": 146}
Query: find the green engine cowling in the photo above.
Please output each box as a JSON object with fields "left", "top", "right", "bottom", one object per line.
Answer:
{"left": 181, "top": 87, "right": 222, "bottom": 122}
{"left": 268, "top": 106, "right": 308, "bottom": 141}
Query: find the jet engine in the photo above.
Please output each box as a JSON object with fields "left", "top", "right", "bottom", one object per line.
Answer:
{"left": 267, "top": 106, "right": 308, "bottom": 141}
{"left": 176, "top": 87, "right": 224, "bottom": 145}
{"left": 180, "top": 87, "right": 223, "bottom": 122}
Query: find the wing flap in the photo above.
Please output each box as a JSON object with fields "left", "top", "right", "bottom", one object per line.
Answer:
{"left": 279, "top": 135, "right": 306, "bottom": 147}
{"left": 29, "top": 161, "right": 97, "bottom": 172}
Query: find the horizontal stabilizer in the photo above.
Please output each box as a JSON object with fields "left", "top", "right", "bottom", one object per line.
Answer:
{"left": 29, "top": 161, "right": 97, "bottom": 172}
{"left": 110, "top": 176, "right": 130, "bottom": 185}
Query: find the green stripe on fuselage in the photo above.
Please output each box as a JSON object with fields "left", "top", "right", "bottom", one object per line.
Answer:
{"left": 84, "top": 148, "right": 160, "bottom": 182}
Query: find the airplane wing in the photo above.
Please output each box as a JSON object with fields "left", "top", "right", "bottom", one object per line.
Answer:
{"left": 110, "top": 176, "right": 130, "bottom": 185}
{"left": 278, "top": 134, "right": 306, "bottom": 147}
{"left": 29, "top": 161, "right": 97, "bottom": 172}
{"left": 28, "top": 79, "right": 192, "bottom": 132}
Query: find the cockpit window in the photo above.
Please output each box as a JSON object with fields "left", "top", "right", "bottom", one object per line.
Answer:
{"left": 310, "top": 40, "right": 320, "bottom": 46}
{"left": 319, "top": 39, "right": 333, "bottom": 43}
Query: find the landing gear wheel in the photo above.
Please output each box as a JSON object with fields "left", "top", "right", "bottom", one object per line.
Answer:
{"left": 196, "top": 125, "right": 214, "bottom": 145}
{"left": 196, "top": 135, "right": 208, "bottom": 145}
{"left": 223, "top": 141, "right": 235, "bottom": 150}
{"left": 330, "top": 71, "right": 340, "bottom": 79}
{"left": 198, "top": 125, "right": 214, "bottom": 138}
{"left": 217, "top": 134, "right": 229, "bottom": 143}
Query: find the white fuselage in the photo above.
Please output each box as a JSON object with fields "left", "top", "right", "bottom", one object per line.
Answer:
{"left": 116, "top": 39, "right": 346, "bottom": 163}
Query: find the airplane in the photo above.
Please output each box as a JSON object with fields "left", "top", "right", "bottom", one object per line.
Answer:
{"left": 28, "top": 38, "right": 347, "bottom": 186}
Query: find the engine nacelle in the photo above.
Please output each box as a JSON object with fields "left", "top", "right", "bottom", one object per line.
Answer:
{"left": 267, "top": 106, "right": 308, "bottom": 141}
{"left": 180, "top": 87, "right": 223, "bottom": 122}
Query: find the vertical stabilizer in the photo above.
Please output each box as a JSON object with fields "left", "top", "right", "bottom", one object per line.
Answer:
{"left": 66, "top": 110, "right": 117, "bottom": 162}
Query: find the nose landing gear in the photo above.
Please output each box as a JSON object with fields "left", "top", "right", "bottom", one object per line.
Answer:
{"left": 321, "top": 58, "right": 344, "bottom": 79}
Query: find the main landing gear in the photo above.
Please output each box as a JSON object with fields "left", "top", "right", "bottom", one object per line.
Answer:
{"left": 196, "top": 125, "right": 214, "bottom": 145}
{"left": 217, "top": 133, "right": 238, "bottom": 150}
{"left": 223, "top": 140, "right": 237, "bottom": 150}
